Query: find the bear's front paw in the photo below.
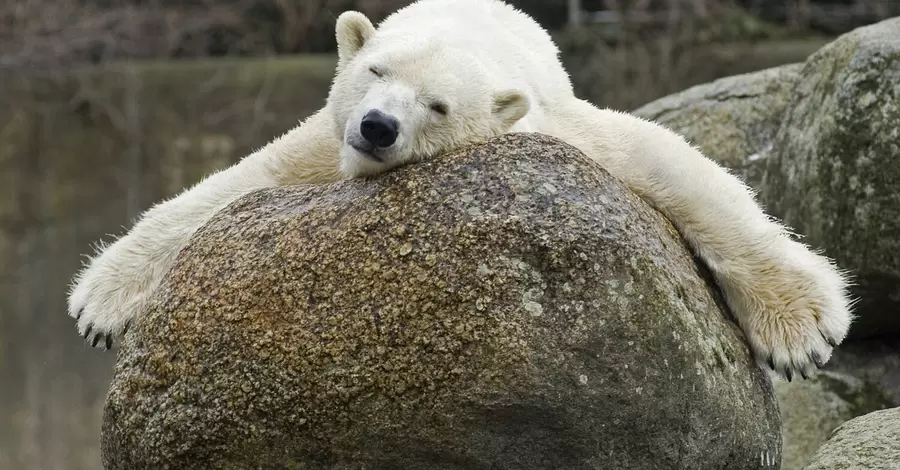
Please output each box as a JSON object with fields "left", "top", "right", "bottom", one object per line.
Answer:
{"left": 67, "top": 240, "right": 153, "bottom": 350}
{"left": 727, "top": 241, "right": 854, "bottom": 381}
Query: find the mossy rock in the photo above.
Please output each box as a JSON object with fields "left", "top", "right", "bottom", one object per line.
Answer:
{"left": 101, "top": 134, "right": 780, "bottom": 469}
{"left": 759, "top": 18, "right": 900, "bottom": 340}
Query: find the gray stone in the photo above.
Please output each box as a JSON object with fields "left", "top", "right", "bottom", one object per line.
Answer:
{"left": 759, "top": 18, "right": 900, "bottom": 339}
{"left": 802, "top": 406, "right": 900, "bottom": 470}
{"left": 633, "top": 64, "right": 804, "bottom": 188}
{"left": 775, "top": 369, "right": 893, "bottom": 470}
{"left": 100, "top": 133, "right": 781, "bottom": 470}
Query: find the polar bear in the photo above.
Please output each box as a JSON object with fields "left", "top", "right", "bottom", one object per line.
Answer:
{"left": 67, "top": 0, "right": 853, "bottom": 381}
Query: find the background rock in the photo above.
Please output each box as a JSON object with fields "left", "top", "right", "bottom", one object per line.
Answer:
{"left": 775, "top": 369, "right": 893, "bottom": 470}
{"left": 633, "top": 63, "right": 803, "bottom": 187}
{"left": 101, "top": 133, "right": 781, "bottom": 470}
{"left": 759, "top": 18, "right": 900, "bottom": 340}
{"left": 802, "top": 406, "right": 900, "bottom": 470}
{"left": 633, "top": 20, "right": 900, "bottom": 465}
{"left": 827, "top": 338, "right": 900, "bottom": 406}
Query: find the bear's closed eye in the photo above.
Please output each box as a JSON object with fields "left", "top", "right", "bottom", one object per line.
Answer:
{"left": 430, "top": 102, "right": 448, "bottom": 115}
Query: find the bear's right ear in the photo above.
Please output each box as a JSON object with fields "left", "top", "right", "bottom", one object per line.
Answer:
{"left": 492, "top": 90, "right": 530, "bottom": 127}
{"left": 336, "top": 11, "right": 376, "bottom": 69}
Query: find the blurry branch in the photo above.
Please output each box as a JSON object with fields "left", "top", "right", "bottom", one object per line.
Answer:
{"left": 557, "top": 0, "right": 831, "bottom": 109}
{"left": 190, "top": 67, "right": 231, "bottom": 127}
{"left": 247, "top": 67, "right": 278, "bottom": 138}
{"left": 580, "top": 0, "right": 899, "bottom": 32}
{"left": 69, "top": 72, "right": 129, "bottom": 132}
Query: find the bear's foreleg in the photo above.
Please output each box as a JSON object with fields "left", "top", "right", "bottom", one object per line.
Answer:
{"left": 555, "top": 100, "right": 853, "bottom": 381}
{"left": 67, "top": 110, "right": 342, "bottom": 348}
{"left": 67, "top": 154, "right": 280, "bottom": 348}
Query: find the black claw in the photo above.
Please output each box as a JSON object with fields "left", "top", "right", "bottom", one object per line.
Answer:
{"left": 785, "top": 368, "right": 793, "bottom": 382}
{"left": 83, "top": 325, "right": 92, "bottom": 339}
{"left": 766, "top": 355, "right": 775, "bottom": 370}
{"left": 825, "top": 336, "right": 838, "bottom": 348}
{"left": 105, "top": 335, "right": 113, "bottom": 350}
{"left": 91, "top": 334, "right": 101, "bottom": 348}
{"left": 123, "top": 320, "right": 133, "bottom": 334}
{"left": 812, "top": 350, "right": 827, "bottom": 368}
{"left": 76, "top": 308, "right": 84, "bottom": 321}
{"left": 800, "top": 369, "right": 810, "bottom": 380}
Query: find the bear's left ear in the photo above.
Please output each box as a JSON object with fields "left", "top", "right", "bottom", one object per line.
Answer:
{"left": 336, "top": 11, "right": 376, "bottom": 69}
{"left": 492, "top": 90, "right": 530, "bottom": 127}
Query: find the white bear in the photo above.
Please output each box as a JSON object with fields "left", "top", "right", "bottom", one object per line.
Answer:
{"left": 67, "top": 0, "right": 853, "bottom": 381}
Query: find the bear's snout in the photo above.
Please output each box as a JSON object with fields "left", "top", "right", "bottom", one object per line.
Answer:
{"left": 360, "top": 110, "right": 400, "bottom": 148}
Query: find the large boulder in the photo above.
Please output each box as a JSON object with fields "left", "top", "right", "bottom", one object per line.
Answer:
{"left": 758, "top": 18, "right": 900, "bottom": 339}
{"left": 100, "top": 133, "right": 781, "bottom": 469}
{"left": 802, "top": 406, "right": 900, "bottom": 470}
{"left": 633, "top": 19, "right": 900, "bottom": 468}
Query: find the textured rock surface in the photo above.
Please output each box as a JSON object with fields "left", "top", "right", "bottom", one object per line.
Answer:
{"left": 101, "top": 133, "right": 781, "bottom": 469}
{"left": 775, "top": 370, "right": 893, "bottom": 470}
{"left": 633, "top": 64, "right": 804, "bottom": 187}
{"left": 759, "top": 18, "right": 900, "bottom": 339}
{"left": 802, "top": 407, "right": 900, "bottom": 470}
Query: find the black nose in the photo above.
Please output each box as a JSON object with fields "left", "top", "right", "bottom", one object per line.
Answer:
{"left": 360, "top": 110, "right": 399, "bottom": 148}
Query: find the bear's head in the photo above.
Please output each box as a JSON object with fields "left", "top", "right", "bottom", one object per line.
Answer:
{"left": 328, "top": 11, "right": 531, "bottom": 178}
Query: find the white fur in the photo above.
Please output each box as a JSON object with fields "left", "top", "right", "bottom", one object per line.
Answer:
{"left": 68, "top": 0, "right": 853, "bottom": 381}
